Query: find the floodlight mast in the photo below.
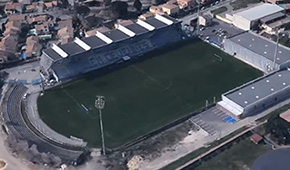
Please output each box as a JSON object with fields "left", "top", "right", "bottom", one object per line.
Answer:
{"left": 95, "top": 95, "right": 106, "bottom": 155}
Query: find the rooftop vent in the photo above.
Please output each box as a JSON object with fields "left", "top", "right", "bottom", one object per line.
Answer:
{"left": 271, "top": 88, "right": 274, "bottom": 91}
{"left": 283, "top": 82, "right": 286, "bottom": 86}
{"left": 239, "top": 92, "right": 242, "bottom": 95}
{"left": 278, "top": 74, "right": 282, "bottom": 77}
{"left": 266, "top": 80, "right": 270, "bottom": 83}
{"left": 265, "top": 44, "right": 268, "bottom": 47}
{"left": 251, "top": 86, "right": 255, "bottom": 89}
{"left": 256, "top": 96, "right": 259, "bottom": 99}
{"left": 244, "top": 101, "right": 248, "bottom": 104}
{"left": 279, "top": 51, "right": 282, "bottom": 54}
{"left": 264, "top": 51, "right": 267, "bottom": 54}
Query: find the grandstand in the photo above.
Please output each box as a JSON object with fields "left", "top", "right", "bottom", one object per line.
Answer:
{"left": 1, "top": 84, "right": 89, "bottom": 167}
{"left": 40, "top": 15, "right": 182, "bottom": 81}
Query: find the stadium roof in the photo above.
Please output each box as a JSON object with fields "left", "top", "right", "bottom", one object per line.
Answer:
{"left": 234, "top": 3, "right": 284, "bottom": 21}
{"left": 260, "top": 12, "right": 285, "bottom": 24}
{"left": 59, "top": 42, "right": 85, "bottom": 56}
{"left": 103, "top": 29, "right": 130, "bottom": 42}
{"left": 43, "top": 48, "right": 62, "bottom": 61}
{"left": 145, "top": 17, "right": 168, "bottom": 29}
{"left": 125, "top": 23, "right": 148, "bottom": 35}
{"left": 81, "top": 36, "right": 107, "bottom": 49}
{"left": 229, "top": 31, "right": 290, "bottom": 65}
{"left": 225, "top": 69, "right": 290, "bottom": 108}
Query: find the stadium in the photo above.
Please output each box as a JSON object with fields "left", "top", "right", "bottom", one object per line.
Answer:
{"left": 0, "top": 14, "right": 267, "bottom": 168}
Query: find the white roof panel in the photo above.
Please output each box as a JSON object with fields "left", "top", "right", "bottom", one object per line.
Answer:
{"left": 235, "top": 3, "right": 283, "bottom": 21}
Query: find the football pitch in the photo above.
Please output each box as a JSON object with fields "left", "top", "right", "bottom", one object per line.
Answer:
{"left": 38, "top": 40, "right": 262, "bottom": 148}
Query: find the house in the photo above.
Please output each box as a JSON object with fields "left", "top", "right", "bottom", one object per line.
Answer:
{"left": 0, "top": 34, "right": 19, "bottom": 53}
{"left": 32, "top": 2, "right": 44, "bottom": 12}
{"left": 177, "top": 0, "right": 195, "bottom": 10}
{"left": 161, "top": 3, "right": 179, "bottom": 15}
{"left": 28, "top": 15, "right": 49, "bottom": 24}
{"left": 198, "top": 15, "right": 213, "bottom": 26}
{"left": 149, "top": 6, "right": 164, "bottom": 15}
{"left": 139, "top": 12, "right": 154, "bottom": 20}
{"left": 8, "top": 15, "right": 26, "bottom": 23}
{"left": 57, "top": 19, "right": 73, "bottom": 29}
{"left": 118, "top": 20, "right": 134, "bottom": 26}
{"left": 4, "top": 3, "right": 23, "bottom": 14}
{"left": 35, "top": 24, "right": 49, "bottom": 35}
{"left": 250, "top": 134, "right": 263, "bottom": 144}
{"left": 26, "top": 35, "right": 38, "bottom": 45}
{"left": 4, "top": 21, "right": 21, "bottom": 36}
{"left": 57, "top": 26, "right": 74, "bottom": 44}
{"left": 25, "top": 4, "right": 38, "bottom": 13}
{"left": 19, "top": 0, "right": 31, "bottom": 5}
{"left": 52, "top": 1, "right": 58, "bottom": 6}
{"left": 85, "top": 26, "right": 110, "bottom": 37}
{"left": 44, "top": 2, "right": 53, "bottom": 10}
{"left": 26, "top": 42, "right": 41, "bottom": 58}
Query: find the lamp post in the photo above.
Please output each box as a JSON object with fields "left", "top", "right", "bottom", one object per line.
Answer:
{"left": 95, "top": 95, "right": 106, "bottom": 155}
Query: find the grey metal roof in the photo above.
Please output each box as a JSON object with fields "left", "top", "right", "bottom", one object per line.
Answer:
{"left": 125, "top": 23, "right": 148, "bottom": 35}
{"left": 234, "top": 3, "right": 283, "bottom": 21}
{"left": 145, "top": 17, "right": 167, "bottom": 29}
{"left": 43, "top": 48, "right": 62, "bottom": 61}
{"left": 225, "top": 69, "right": 290, "bottom": 108}
{"left": 260, "top": 12, "right": 285, "bottom": 24}
{"left": 103, "top": 29, "right": 130, "bottom": 42}
{"left": 59, "top": 42, "right": 85, "bottom": 56}
{"left": 229, "top": 31, "right": 290, "bottom": 65}
{"left": 81, "top": 36, "right": 107, "bottom": 49}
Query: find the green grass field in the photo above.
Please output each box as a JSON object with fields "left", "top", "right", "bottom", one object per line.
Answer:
{"left": 38, "top": 40, "right": 262, "bottom": 148}
{"left": 192, "top": 138, "right": 271, "bottom": 170}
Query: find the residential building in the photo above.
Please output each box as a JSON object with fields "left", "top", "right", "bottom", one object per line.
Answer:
{"left": 57, "top": 19, "right": 73, "bottom": 29}
{"left": 57, "top": 27, "right": 74, "bottom": 44}
{"left": 149, "top": 6, "right": 164, "bottom": 15}
{"left": 161, "top": 3, "right": 179, "bottom": 15}
{"left": 139, "top": 12, "right": 154, "bottom": 20}
{"left": 8, "top": 15, "right": 26, "bottom": 23}
{"left": 35, "top": 23, "right": 49, "bottom": 34}
{"left": 4, "top": 3, "right": 23, "bottom": 14}
{"left": 177, "top": 0, "right": 195, "bottom": 9}
{"left": 198, "top": 15, "right": 213, "bottom": 26}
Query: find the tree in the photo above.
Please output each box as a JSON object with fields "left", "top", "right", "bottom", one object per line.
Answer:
{"left": 103, "top": 0, "right": 112, "bottom": 7}
{"left": 133, "top": 0, "right": 142, "bottom": 11}
{"left": 76, "top": 5, "right": 91, "bottom": 16}
{"left": 110, "top": 1, "right": 128, "bottom": 19}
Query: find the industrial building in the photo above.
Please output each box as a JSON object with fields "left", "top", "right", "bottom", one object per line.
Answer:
{"left": 218, "top": 69, "right": 290, "bottom": 118}
{"left": 223, "top": 31, "right": 290, "bottom": 73}
{"left": 230, "top": 3, "right": 284, "bottom": 30}
{"left": 40, "top": 15, "right": 182, "bottom": 81}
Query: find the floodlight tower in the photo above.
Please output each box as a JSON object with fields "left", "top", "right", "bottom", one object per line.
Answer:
{"left": 273, "top": 28, "right": 285, "bottom": 72}
{"left": 95, "top": 95, "right": 106, "bottom": 155}
{"left": 196, "top": 0, "right": 201, "bottom": 36}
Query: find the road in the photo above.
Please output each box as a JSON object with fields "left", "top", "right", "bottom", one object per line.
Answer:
{"left": 179, "top": 0, "right": 233, "bottom": 25}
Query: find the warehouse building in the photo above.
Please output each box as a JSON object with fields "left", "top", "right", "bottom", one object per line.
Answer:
{"left": 231, "top": 3, "right": 284, "bottom": 30}
{"left": 218, "top": 69, "right": 290, "bottom": 118}
{"left": 224, "top": 31, "right": 290, "bottom": 73}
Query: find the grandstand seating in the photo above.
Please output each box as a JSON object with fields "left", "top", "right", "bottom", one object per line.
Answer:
{"left": 2, "top": 84, "right": 88, "bottom": 166}
{"left": 47, "top": 23, "right": 182, "bottom": 81}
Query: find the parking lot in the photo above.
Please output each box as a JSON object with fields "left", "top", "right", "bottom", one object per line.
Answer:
{"left": 199, "top": 19, "right": 244, "bottom": 46}
{"left": 189, "top": 106, "right": 240, "bottom": 138}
